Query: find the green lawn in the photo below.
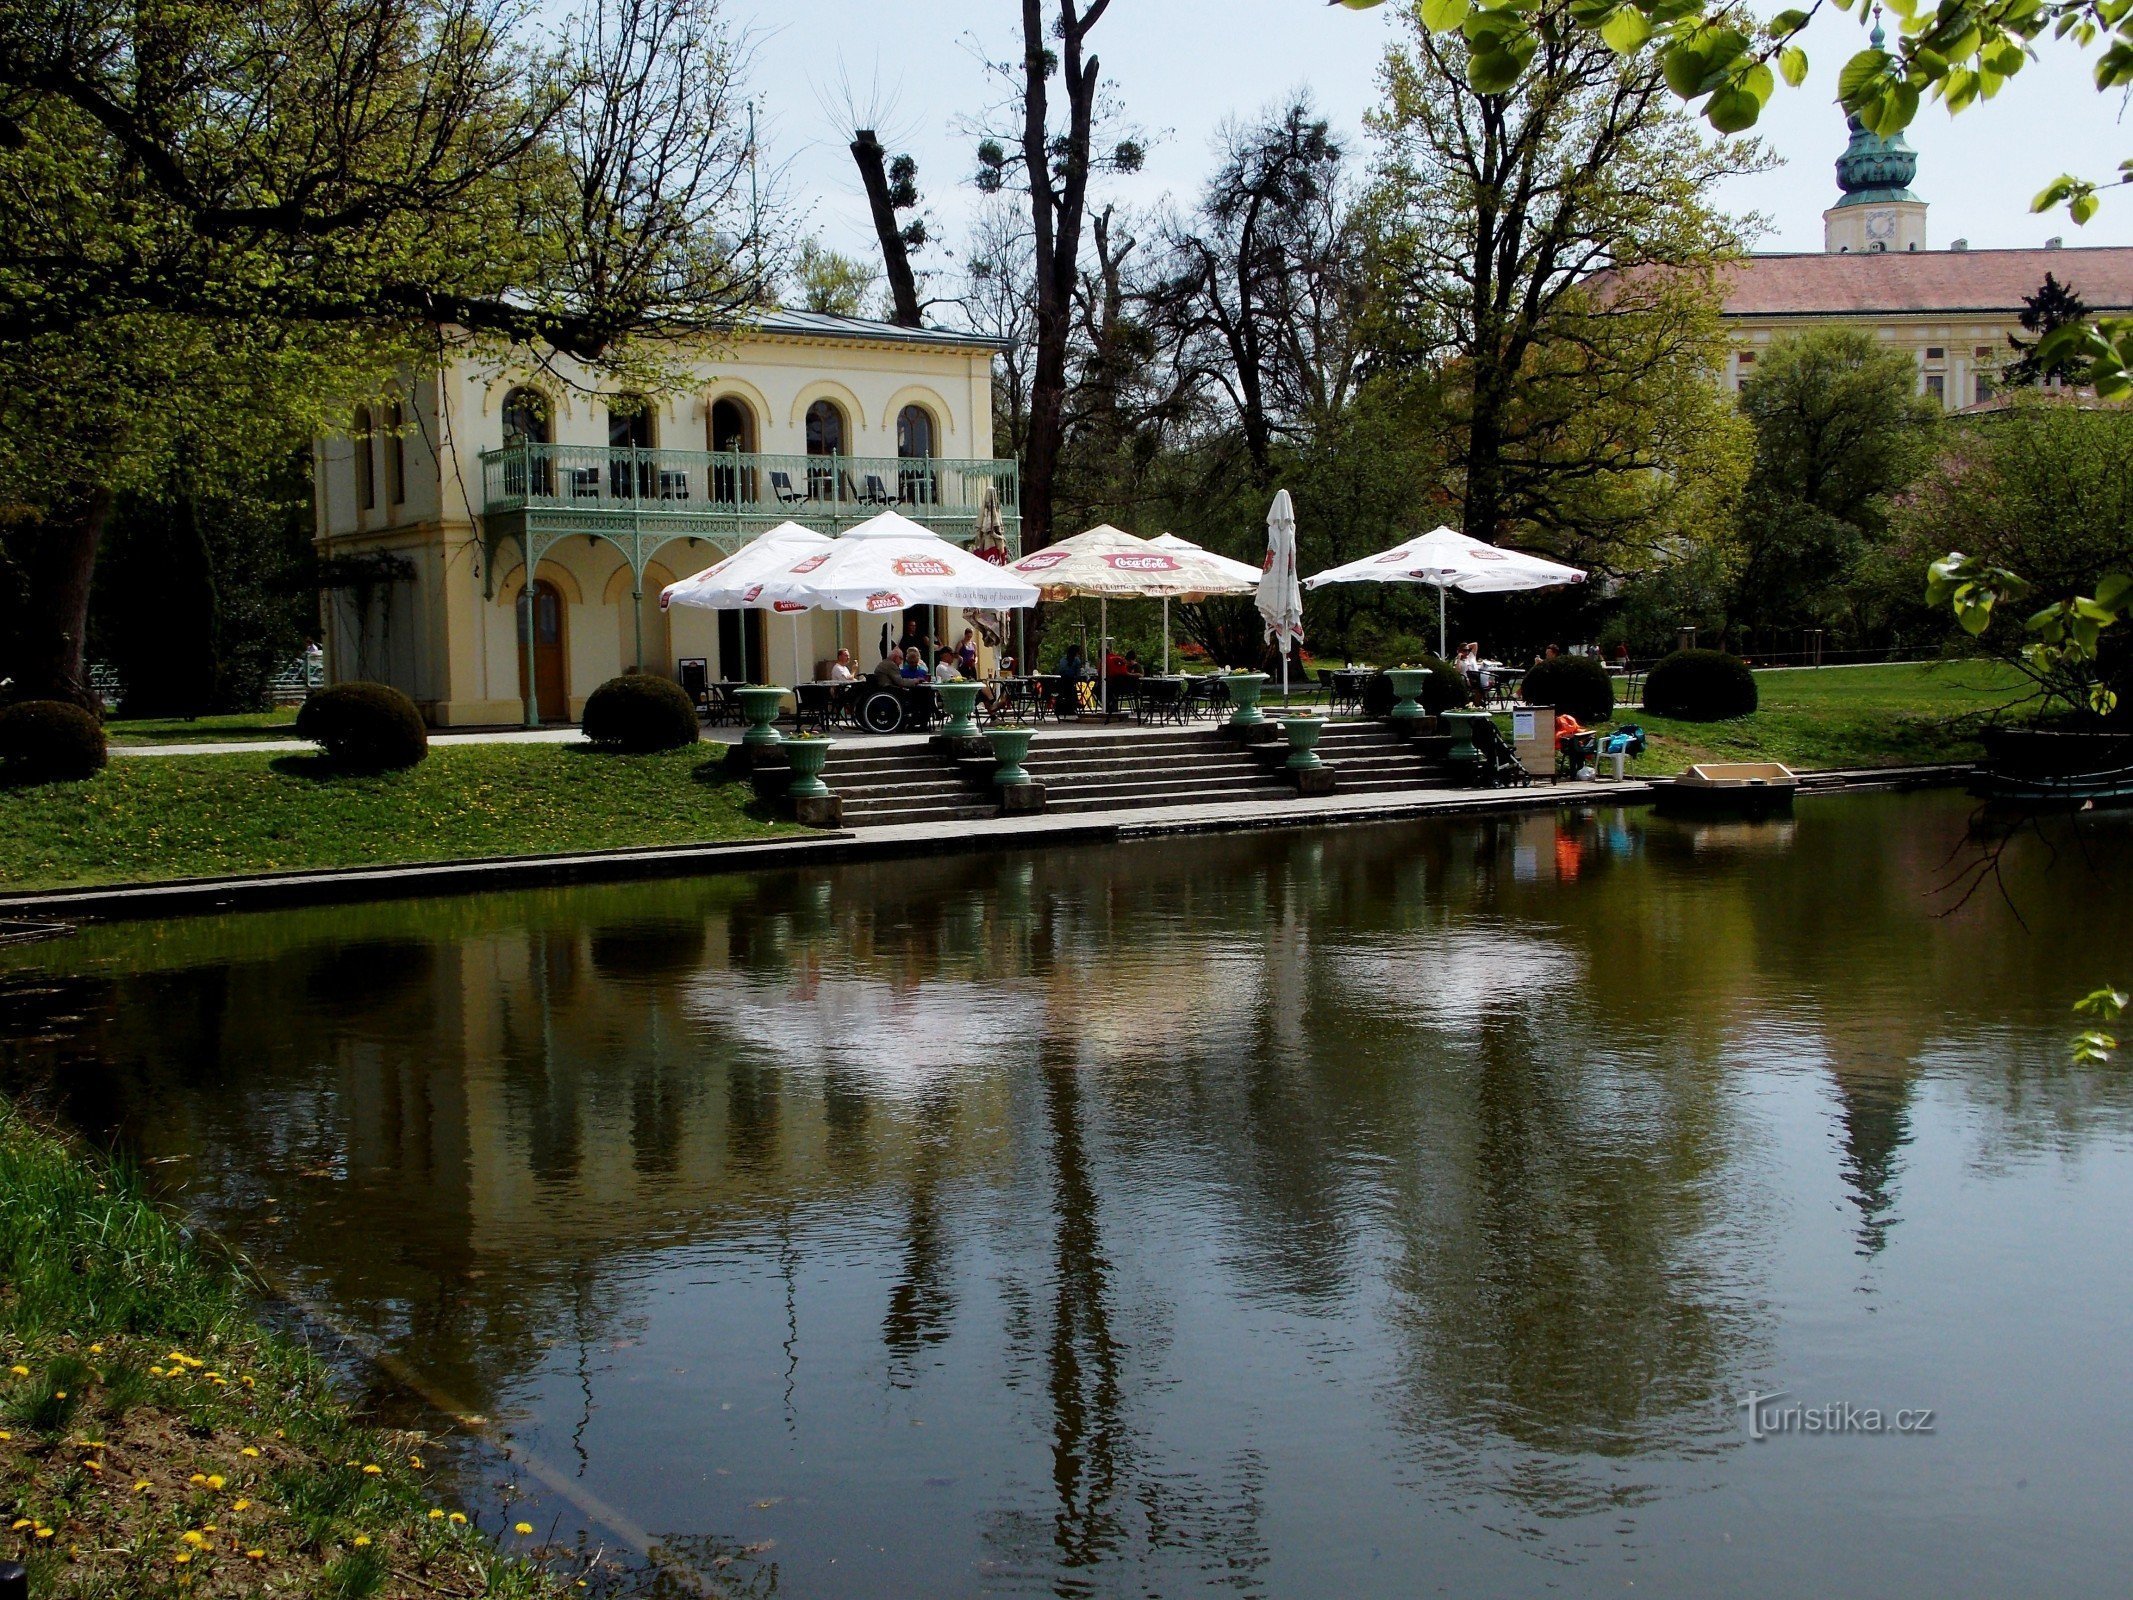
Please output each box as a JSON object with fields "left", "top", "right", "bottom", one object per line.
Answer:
{"left": 104, "top": 708, "right": 300, "bottom": 745}
{"left": 1, "top": 743, "right": 794, "bottom": 893}
{"left": 1616, "top": 658, "right": 2032, "bottom": 775}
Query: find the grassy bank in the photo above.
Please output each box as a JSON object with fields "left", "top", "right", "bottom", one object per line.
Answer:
{"left": 0, "top": 1104, "right": 562, "bottom": 1598}
{"left": 105, "top": 711, "right": 301, "bottom": 747}
{"left": 1, "top": 743, "right": 794, "bottom": 893}
{"left": 1619, "top": 659, "right": 2028, "bottom": 775}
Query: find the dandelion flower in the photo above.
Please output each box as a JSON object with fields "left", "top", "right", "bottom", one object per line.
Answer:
{"left": 173, "top": 1552, "right": 192, "bottom": 1565}
{"left": 0, "top": 1431, "right": 11, "bottom": 1441}
{"left": 232, "top": 1499, "right": 249, "bottom": 1512}
{"left": 149, "top": 1367, "right": 167, "bottom": 1378}
{"left": 189, "top": 1474, "right": 206, "bottom": 1485}
{"left": 353, "top": 1535, "right": 372, "bottom": 1547}
{"left": 181, "top": 1531, "right": 206, "bottom": 1547}
{"left": 9, "top": 1365, "right": 28, "bottom": 1377}
{"left": 448, "top": 1512, "right": 467, "bottom": 1525}
{"left": 361, "top": 1464, "right": 382, "bottom": 1476}
{"left": 51, "top": 1391, "right": 65, "bottom": 1400}
{"left": 11, "top": 1519, "right": 31, "bottom": 1530}
{"left": 135, "top": 1481, "right": 153, "bottom": 1493}
{"left": 408, "top": 1455, "right": 424, "bottom": 1469}
{"left": 88, "top": 1344, "right": 103, "bottom": 1355}
{"left": 515, "top": 1522, "right": 534, "bottom": 1536}
{"left": 241, "top": 1447, "right": 259, "bottom": 1458}
{"left": 240, "top": 1376, "right": 254, "bottom": 1388}
{"left": 246, "top": 1548, "right": 264, "bottom": 1559}
{"left": 427, "top": 1509, "right": 445, "bottom": 1521}
{"left": 33, "top": 1528, "right": 52, "bottom": 1541}
{"left": 205, "top": 1475, "right": 225, "bottom": 1490}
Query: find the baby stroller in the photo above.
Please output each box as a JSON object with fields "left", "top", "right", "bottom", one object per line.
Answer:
{"left": 1468, "top": 715, "right": 1534, "bottom": 788}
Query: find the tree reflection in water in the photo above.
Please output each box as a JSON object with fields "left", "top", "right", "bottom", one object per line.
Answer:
{"left": 0, "top": 792, "right": 2128, "bottom": 1597}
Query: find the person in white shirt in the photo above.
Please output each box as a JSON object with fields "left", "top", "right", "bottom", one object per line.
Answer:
{"left": 827, "top": 649, "right": 855, "bottom": 683}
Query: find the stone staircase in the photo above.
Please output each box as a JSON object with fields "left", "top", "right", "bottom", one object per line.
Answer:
{"left": 819, "top": 719, "right": 1462, "bottom": 827}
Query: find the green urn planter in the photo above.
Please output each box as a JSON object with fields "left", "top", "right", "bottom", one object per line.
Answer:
{"left": 1279, "top": 716, "right": 1327, "bottom": 771}
{"left": 1224, "top": 671, "right": 1270, "bottom": 727}
{"left": 985, "top": 726, "right": 1034, "bottom": 787}
{"left": 733, "top": 685, "right": 787, "bottom": 749}
{"left": 1382, "top": 668, "right": 1432, "bottom": 726}
{"left": 937, "top": 681, "right": 983, "bottom": 739}
{"left": 784, "top": 737, "right": 834, "bottom": 799}
{"left": 1439, "top": 710, "right": 1492, "bottom": 782}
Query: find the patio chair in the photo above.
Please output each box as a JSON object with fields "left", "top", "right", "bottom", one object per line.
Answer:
{"left": 658, "top": 469, "right": 690, "bottom": 502}
{"left": 1136, "top": 677, "right": 1188, "bottom": 726}
{"left": 794, "top": 682, "right": 835, "bottom": 735}
{"left": 678, "top": 658, "right": 710, "bottom": 712}
{"left": 705, "top": 682, "right": 743, "bottom": 727}
{"left": 770, "top": 469, "right": 805, "bottom": 505}
{"left": 568, "top": 467, "right": 602, "bottom": 500}
{"left": 858, "top": 473, "right": 896, "bottom": 506}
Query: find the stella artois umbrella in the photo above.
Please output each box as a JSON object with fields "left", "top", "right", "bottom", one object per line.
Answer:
{"left": 658, "top": 521, "right": 833, "bottom": 685}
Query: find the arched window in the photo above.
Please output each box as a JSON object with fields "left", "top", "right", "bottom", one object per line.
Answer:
{"left": 896, "top": 404, "right": 934, "bottom": 460}
{"left": 708, "top": 396, "right": 755, "bottom": 505}
{"left": 805, "top": 399, "right": 846, "bottom": 499}
{"left": 382, "top": 398, "right": 406, "bottom": 505}
{"left": 805, "top": 399, "right": 845, "bottom": 456}
{"left": 608, "top": 394, "right": 654, "bottom": 499}
{"left": 896, "top": 404, "right": 936, "bottom": 506}
{"left": 501, "top": 386, "right": 550, "bottom": 445}
{"left": 500, "top": 386, "right": 551, "bottom": 497}
{"left": 352, "top": 405, "right": 375, "bottom": 511}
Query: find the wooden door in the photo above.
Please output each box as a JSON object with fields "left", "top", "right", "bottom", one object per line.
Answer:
{"left": 517, "top": 579, "right": 568, "bottom": 721}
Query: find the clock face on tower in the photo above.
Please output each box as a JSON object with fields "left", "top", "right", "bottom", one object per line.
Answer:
{"left": 1865, "top": 209, "right": 1896, "bottom": 243}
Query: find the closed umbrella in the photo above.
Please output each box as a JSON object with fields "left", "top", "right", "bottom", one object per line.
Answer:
{"left": 1148, "top": 532, "right": 1261, "bottom": 672}
{"left": 1302, "top": 525, "right": 1585, "bottom": 658}
{"left": 660, "top": 521, "right": 832, "bottom": 685}
{"left": 1257, "top": 491, "right": 1305, "bottom": 707}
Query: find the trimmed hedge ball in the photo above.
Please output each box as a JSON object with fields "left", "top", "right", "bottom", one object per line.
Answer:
{"left": 1520, "top": 655, "right": 1616, "bottom": 724}
{"left": 294, "top": 681, "right": 429, "bottom": 769}
{"left": 581, "top": 674, "right": 701, "bottom": 753}
{"left": 1642, "top": 649, "right": 1758, "bottom": 721}
{"left": 0, "top": 699, "right": 108, "bottom": 783}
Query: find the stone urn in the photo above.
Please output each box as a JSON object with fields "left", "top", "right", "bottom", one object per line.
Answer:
{"left": 985, "top": 725, "right": 1035, "bottom": 787}
{"left": 1279, "top": 716, "right": 1328, "bottom": 771}
{"left": 937, "top": 681, "right": 983, "bottom": 740}
{"left": 733, "top": 685, "right": 787, "bottom": 749}
{"left": 783, "top": 736, "right": 834, "bottom": 799}
{"left": 1224, "top": 671, "right": 1271, "bottom": 727}
{"left": 1439, "top": 709, "right": 1492, "bottom": 782}
{"left": 1382, "top": 668, "right": 1432, "bottom": 726}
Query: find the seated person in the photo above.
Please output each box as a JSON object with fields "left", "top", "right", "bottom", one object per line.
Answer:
{"left": 1123, "top": 649, "right": 1145, "bottom": 676}
{"left": 932, "top": 647, "right": 963, "bottom": 681}
{"left": 870, "top": 645, "right": 903, "bottom": 688}
{"left": 1103, "top": 648, "right": 1131, "bottom": 680}
{"left": 827, "top": 648, "right": 855, "bottom": 683}
{"left": 899, "top": 646, "right": 931, "bottom": 682}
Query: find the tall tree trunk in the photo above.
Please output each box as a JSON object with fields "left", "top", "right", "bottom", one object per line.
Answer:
{"left": 14, "top": 485, "right": 113, "bottom": 710}
{"left": 849, "top": 130, "right": 922, "bottom": 327}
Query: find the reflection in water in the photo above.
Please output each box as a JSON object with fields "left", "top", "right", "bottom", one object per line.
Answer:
{"left": 2, "top": 794, "right": 2132, "bottom": 1598}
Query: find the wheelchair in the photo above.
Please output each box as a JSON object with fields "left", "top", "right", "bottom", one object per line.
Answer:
{"left": 854, "top": 682, "right": 939, "bottom": 734}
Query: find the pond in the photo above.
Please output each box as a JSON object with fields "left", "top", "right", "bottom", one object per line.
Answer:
{"left": 3, "top": 791, "right": 2131, "bottom": 1598}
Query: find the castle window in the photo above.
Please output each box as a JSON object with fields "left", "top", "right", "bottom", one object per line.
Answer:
{"left": 352, "top": 406, "right": 375, "bottom": 511}
{"left": 1925, "top": 374, "right": 1944, "bottom": 402}
{"left": 1925, "top": 347, "right": 1944, "bottom": 362}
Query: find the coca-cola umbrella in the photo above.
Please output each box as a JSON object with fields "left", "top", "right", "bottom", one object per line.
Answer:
{"left": 1008, "top": 524, "right": 1256, "bottom": 708}
{"left": 659, "top": 520, "right": 833, "bottom": 686}
{"left": 1147, "top": 532, "right": 1262, "bottom": 672}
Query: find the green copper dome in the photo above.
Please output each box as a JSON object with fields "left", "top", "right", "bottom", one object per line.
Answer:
{"left": 1833, "top": 18, "right": 1919, "bottom": 207}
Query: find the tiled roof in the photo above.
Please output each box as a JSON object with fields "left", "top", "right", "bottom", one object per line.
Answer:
{"left": 754, "top": 307, "right": 1007, "bottom": 350}
{"left": 1719, "top": 247, "right": 2133, "bottom": 317}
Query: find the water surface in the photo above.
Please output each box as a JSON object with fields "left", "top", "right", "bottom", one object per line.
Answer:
{"left": 3, "top": 792, "right": 2130, "bottom": 1597}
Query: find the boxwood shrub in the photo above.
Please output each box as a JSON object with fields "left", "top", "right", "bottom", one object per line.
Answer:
{"left": 1642, "top": 648, "right": 1758, "bottom": 721}
{"left": 294, "top": 682, "right": 429, "bottom": 769}
{"left": 1520, "top": 655, "right": 1615, "bottom": 723}
{"left": 582, "top": 673, "right": 701, "bottom": 752}
{"left": 0, "top": 699, "right": 108, "bottom": 783}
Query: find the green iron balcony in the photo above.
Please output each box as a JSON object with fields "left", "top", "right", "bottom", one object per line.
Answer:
{"left": 479, "top": 444, "right": 1020, "bottom": 546}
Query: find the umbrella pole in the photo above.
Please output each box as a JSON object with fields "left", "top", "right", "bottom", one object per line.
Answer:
{"left": 1100, "top": 597, "right": 1108, "bottom": 721}
{"left": 1438, "top": 583, "right": 1447, "bottom": 661}
{"left": 1163, "top": 597, "right": 1169, "bottom": 675}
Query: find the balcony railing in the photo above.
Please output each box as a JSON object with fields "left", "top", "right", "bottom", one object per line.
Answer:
{"left": 480, "top": 445, "right": 1019, "bottom": 536}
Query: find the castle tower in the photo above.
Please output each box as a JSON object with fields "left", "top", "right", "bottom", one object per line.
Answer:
{"left": 1823, "top": 18, "right": 1928, "bottom": 253}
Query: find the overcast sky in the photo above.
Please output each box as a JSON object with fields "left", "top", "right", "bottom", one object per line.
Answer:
{"left": 747, "top": 0, "right": 2133, "bottom": 281}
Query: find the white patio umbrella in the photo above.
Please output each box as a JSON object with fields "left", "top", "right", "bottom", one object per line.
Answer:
{"left": 1302, "top": 525, "right": 1586, "bottom": 659}
{"left": 1257, "top": 491, "right": 1305, "bottom": 705}
{"left": 782, "top": 508, "right": 1040, "bottom": 614}
{"left": 1148, "top": 532, "right": 1262, "bottom": 673}
{"left": 659, "top": 520, "right": 832, "bottom": 685}
{"left": 1008, "top": 524, "right": 1254, "bottom": 711}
